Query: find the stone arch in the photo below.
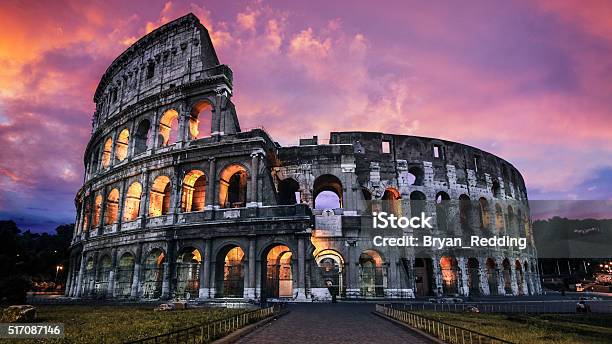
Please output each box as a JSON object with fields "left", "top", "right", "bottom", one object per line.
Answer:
{"left": 315, "top": 249, "right": 346, "bottom": 297}
{"left": 467, "top": 258, "right": 480, "bottom": 296}
{"left": 410, "top": 191, "right": 427, "bottom": 218}
{"left": 359, "top": 249, "right": 387, "bottom": 297}
{"left": 486, "top": 258, "right": 499, "bottom": 295}
{"left": 158, "top": 109, "right": 180, "bottom": 146}
{"left": 261, "top": 244, "right": 293, "bottom": 299}
{"left": 215, "top": 245, "right": 245, "bottom": 298}
{"left": 189, "top": 100, "right": 213, "bottom": 140}
{"left": 123, "top": 182, "right": 142, "bottom": 221}
{"left": 115, "top": 252, "right": 135, "bottom": 298}
{"left": 459, "top": 194, "right": 472, "bottom": 231}
{"left": 175, "top": 247, "right": 202, "bottom": 298}
{"left": 218, "top": 164, "right": 249, "bottom": 208}
{"left": 382, "top": 187, "right": 401, "bottom": 216}
{"left": 142, "top": 248, "right": 165, "bottom": 299}
{"left": 414, "top": 258, "right": 434, "bottom": 296}
{"left": 313, "top": 174, "right": 343, "bottom": 209}
{"left": 492, "top": 180, "right": 501, "bottom": 198}
{"left": 101, "top": 136, "right": 113, "bottom": 168}
{"left": 479, "top": 197, "right": 490, "bottom": 230}
{"left": 92, "top": 194, "right": 103, "bottom": 228}
{"left": 407, "top": 165, "right": 425, "bottom": 186}
{"left": 181, "top": 170, "right": 206, "bottom": 212}
{"left": 435, "top": 191, "right": 450, "bottom": 232}
{"left": 502, "top": 258, "right": 512, "bottom": 294}
{"left": 83, "top": 256, "right": 95, "bottom": 296}
{"left": 95, "top": 255, "right": 112, "bottom": 297}
{"left": 134, "top": 119, "right": 151, "bottom": 154}
{"left": 115, "top": 128, "right": 129, "bottom": 162}
{"left": 278, "top": 177, "right": 300, "bottom": 205}
{"left": 495, "top": 203, "right": 504, "bottom": 233}
{"left": 104, "top": 188, "right": 120, "bottom": 225}
{"left": 149, "top": 176, "right": 172, "bottom": 216}
{"left": 440, "top": 256, "right": 459, "bottom": 295}
{"left": 515, "top": 260, "right": 525, "bottom": 295}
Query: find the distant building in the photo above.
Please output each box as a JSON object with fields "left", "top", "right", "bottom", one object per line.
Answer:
{"left": 66, "top": 13, "right": 541, "bottom": 301}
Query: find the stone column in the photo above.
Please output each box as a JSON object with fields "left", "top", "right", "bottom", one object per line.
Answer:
{"left": 98, "top": 188, "right": 108, "bottom": 235}
{"left": 205, "top": 157, "right": 216, "bottom": 210}
{"left": 296, "top": 236, "right": 306, "bottom": 299}
{"left": 432, "top": 255, "right": 443, "bottom": 297}
{"left": 346, "top": 241, "right": 359, "bottom": 298}
{"left": 161, "top": 241, "right": 176, "bottom": 299}
{"left": 75, "top": 253, "right": 86, "bottom": 297}
{"left": 64, "top": 257, "right": 74, "bottom": 296}
{"left": 139, "top": 171, "right": 150, "bottom": 223}
{"left": 244, "top": 238, "right": 256, "bottom": 299}
{"left": 510, "top": 263, "right": 518, "bottom": 296}
{"left": 478, "top": 257, "right": 490, "bottom": 296}
{"left": 88, "top": 252, "right": 99, "bottom": 297}
{"left": 248, "top": 152, "right": 260, "bottom": 207}
{"left": 458, "top": 257, "right": 469, "bottom": 296}
{"left": 199, "top": 240, "right": 211, "bottom": 299}
{"left": 117, "top": 179, "right": 127, "bottom": 227}
{"left": 497, "top": 266, "right": 506, "bottom": 295}
{"left": 107, "top": 249, "right": 118, "bottom": 298}
{"left": 130, "top": 243, "right": 143, "bottom": 299}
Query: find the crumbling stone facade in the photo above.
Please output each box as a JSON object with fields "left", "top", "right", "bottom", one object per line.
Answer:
{"left": 66, "top": 13, "right": 541, "bottom": 301}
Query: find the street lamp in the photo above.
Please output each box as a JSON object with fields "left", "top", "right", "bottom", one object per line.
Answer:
{"left": 55, "top": 265, "right": 63, "bottom": 283}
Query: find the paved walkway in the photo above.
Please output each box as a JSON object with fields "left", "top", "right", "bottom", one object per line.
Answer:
{"left": 236, "top": 303, "right": 433, "bottom": 344}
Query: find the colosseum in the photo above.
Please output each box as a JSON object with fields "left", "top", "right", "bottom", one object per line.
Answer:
{"left": 65, "top": 13, "right": 542, "bottom": 302}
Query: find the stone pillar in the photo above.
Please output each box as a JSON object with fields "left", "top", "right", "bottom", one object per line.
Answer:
{"left": 161, "top": 241, "right": 176, "bottom": 299}
{"left": 75, "top": 253, "right": 86, "bottom": 297}
{"left": 248, "top": 152, "right": 260, "bottom": 207}
{"left": 296, "top": 236, "right": 307, "bottom": 299}
{"left": 98, "top": 188, "right": 108, "bottom": 234}
{"left": 432, "top": 255, "right": 443, "bottom": 297}
{"left": 478, "top": 257, "right": 490, "bottom": 296}
{"left": 346, "top": 241, "right": 359, "bottom": 298}
{"left": 107, "top": 249, "right": 118, "bottom": 298}
{"left": 244, "top": 238, "right": 256, "bottom": 299}
{"left": 510, "top": 263, "right": 519, "bottom": 296}
{"left": 139, "top": 171, "right": 150, "bottom": 222}
{"left": 88, "top": 252, "right": 99, "bottom": 297}
{"left": 117, "top": 179, "right": 127, "bottom": 226}
{"left": 497, "top": 266, "right": 506, "bottom": 295}
{"left": 130, "top": 243, "right": 143, "bottom": 299}
{"left": 205, "top": 157, "right": 216, "bottom": 210}
{"left": 199, "top": 240, "right": 211, "bottom": 299}
{"left": 64, "top": 257, "right": 74, "bottom": 296}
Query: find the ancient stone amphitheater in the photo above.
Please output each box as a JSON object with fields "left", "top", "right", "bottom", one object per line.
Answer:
{"left": 66, "top": 13, "right": 541, "bottom": 301}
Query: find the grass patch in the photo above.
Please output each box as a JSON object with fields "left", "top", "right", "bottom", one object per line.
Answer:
{"left": 413, "top": 311, "right": 612, "bottom": 344}
{"left": 6, "top": 304, "right": 245, "bottom": 343}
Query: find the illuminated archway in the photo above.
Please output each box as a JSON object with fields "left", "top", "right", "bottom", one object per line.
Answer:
{"left": 215, "top": 246, "right": 245, "bottom": 298}
{"left": 175, "top": 247, "right": 202, "bottom": 298}
{"left": 101, "top": 137, "right": 113, "bottom": 168}
{"left": 382, "top": 188, "right": 401, "bottom": 216}
{"left": 142, "top": 249, "right": 165, "bottom": 299}
{"left": 315, "top": 249, "right": 345, "bottom": 297}
{"left": 92, "top": 194, "right": 103, "bottom": 228}
{"left": 189, "top": 101, "right": 212, "bottom": 140}
{"left": 115, "top": 129, "right": 129, "bottom": 162}
{"left": 123, "top": 182, "right": 142, "bottom": 221}
{"left": 181, "top": 170, "right": 206, "bottom": 212}
{"left": 104, "top": 188, "right": 120, "bottom": 225}
{"left": 158, "top": 109, "right": 179, "bottom": 146}
{"left": 359, "top": 250, "right": 386, "bottom": 297}
{"left": 440, "top": 256, "right": 459, "bottom": 295}
{"left": 219, "top": 164, "right": 248, "bottom": 208}
{"left": 262, "top": 245, "right": 293, "bottom": 298}
{"left": 149, "top": 176, "right": 171, "bottom": 216}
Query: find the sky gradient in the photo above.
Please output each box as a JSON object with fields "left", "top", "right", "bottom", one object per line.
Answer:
{"left": 1, "top": 0, "right": 612, "bottom": 232}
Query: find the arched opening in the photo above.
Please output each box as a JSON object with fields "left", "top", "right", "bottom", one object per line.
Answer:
{"left": 515, "top": 260, "right": 525, "bottom": 295}
{"left": 115, "top": 129, "right": 129, "bottom": 162}
{"left": 142, "top": 249, "right": 165, "bottom": 299}
{"left": 123, "top": 182, "right": 142, "bottom": 221}
{"left": 313, "top": 174, "right": 343, "bottom": 209}
{"left": 435, "top": 192, "right": 450, "bottom": 232}
{"left": 104, "top": 188, "right": 120, "bottom": 225}
{"left": 91, "top": 145, "right": 101, "bottom": 173}
{"left": 459, "top": 194, "right": 471, "bottom": 231}
{"left": 408, "top": 166, "right": 424, "bottom": 186}
{"left": 479, "top": 198, "right": 490, "bottom": 230}
{"left": 82, "top": 199, "right": 91, "bottom": 233}
{"left": 467, "top": 258, "right": 480, "bottom": 296}
{"left": 507, "top": 205, "right": 515, "bottom": 234}
{"left": 315, "top": 249, "right": 345, "bottom": 298}
{"left": 219, "top": 165, "right": 248, "bottom": 208}
{"left": 83, "top": 258, "right": 95, "bottom": 296}
{"left": 495, "top": 204, "right": 504, "bottom": 233}
{"left": 502, "top": 258, "right": 512, "bottom": 294}
{"left": 414, "top": 258, "right": 434, "bottom": 296}
{"left": 440, "top": 256, "right": 459, "bottom": 296}
{"left": 95, "top": 255, "right": 112, "bottom": 297}
{"left": 359, "top": 250, "right": 386, "bottom": 297}
{"left": 101, "top": 137, "right": 113, "bottom": 168}
{"left": 262, "top": 245, "right": 293, "bottom": 298}
{"left": 134, "top": 119, "right": 151, "bottom": 155}
{"left": 149, "top": 176, "right": 171, "bottom": 217}
{"left": 278, "top": 178, "right": 300, "bottom": 205}
{"left": 92, "top": 194, "right": 103, "bottom": 228}
{"left": 175, "top": 247, "right": 202, "bottom": 299}
{"left": 158, "top": 109, "right": 180, "bottom": 146}
{"left": 486, "top": 258, "right": 499, "bottom": 295}
{"left": 216, "top": 246, "right": 245, "bottom": 298}
{"left": 181, "top": 170, "right": 206, "bottom": 212}
{"left": 115, "top": 253, "right": 134, "bottom": 298}
{"left": 492, "top": 181, "right": 501, "bottom": 198}
{"left": 382, "top": 188, "right": 402, "bottom": 216}
{"left": 189, "top": 101, "right": 213, "bottom": 140}
{"left": 410, "top": 191, "right": 427, "bottom": 218}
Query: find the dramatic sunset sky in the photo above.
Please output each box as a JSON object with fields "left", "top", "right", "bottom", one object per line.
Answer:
{"left": 1, "top": 0, "right": 611, "bottom": 232}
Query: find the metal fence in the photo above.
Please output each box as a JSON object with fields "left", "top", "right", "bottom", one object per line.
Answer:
{"left": 125, "top": 305, "right": 278, "bottom": 344}
{"left": 394, "top": 300, "right": 612, "bottom": 314}
{"left": 376, "top": 304, "right": 514, "bottom": 344}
